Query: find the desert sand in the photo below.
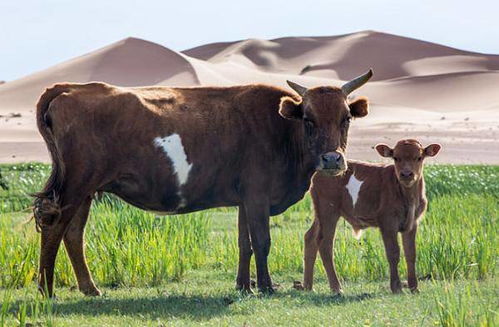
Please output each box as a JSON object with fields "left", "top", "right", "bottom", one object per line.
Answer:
{"left": 0, "top": 31, "right": 498, "bottom": 164}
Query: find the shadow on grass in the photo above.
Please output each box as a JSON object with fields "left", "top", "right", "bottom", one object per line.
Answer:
{"left": 275, "top": 288, "right": 380, "bottom": 306}
{"left": 5, "top": 293, "right": 236, "bottom": 321}
{"left": 4, "top": 288, "right": 380, "bottom": 321}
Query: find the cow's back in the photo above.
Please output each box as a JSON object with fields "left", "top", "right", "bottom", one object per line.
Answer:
{"left": 44, "top": 82, "right": 306, "bottom": 214}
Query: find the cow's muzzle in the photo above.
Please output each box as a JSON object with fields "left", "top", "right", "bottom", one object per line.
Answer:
{"left": 318, "top": 151, "right": 347, "bottom": 175}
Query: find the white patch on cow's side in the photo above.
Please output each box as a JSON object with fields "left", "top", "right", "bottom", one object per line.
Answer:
{"left": 154, "top": 133, "right": 192, "bottom": 208}
{"left": 154, "top": 134, "right": 192, "bottom": 186}
{"left": 346, "top": 173, "right": 363, "bottom": 208}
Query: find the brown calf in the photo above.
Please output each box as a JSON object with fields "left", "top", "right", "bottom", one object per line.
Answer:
{"left": 302, "top": 139, "right": 441, "bottom": 294}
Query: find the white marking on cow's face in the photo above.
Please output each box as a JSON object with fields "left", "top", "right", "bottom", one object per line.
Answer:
{"left": 346, "top": 173, "right": 363, "bottom": 208}
{"left": 154, "top": 134, "right": 192, "bottom": 187}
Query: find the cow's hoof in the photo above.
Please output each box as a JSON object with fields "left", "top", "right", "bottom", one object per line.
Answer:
{"left": 331, "top": 290, "right": 344, "bottom": 297}
{"left": 259, "top": 286, "right": 275, "bottom": 295}
{"left": 236, "top": 285, "right": 254, "bottom": 295}
{"left": 82, "top": 287, "right": 102, "bottom": 296}
{"left": 391, "top": 288, "right": 402, "bottom": 294}
{"left": 410, "top": 288, "right": 420, "bottom": 294}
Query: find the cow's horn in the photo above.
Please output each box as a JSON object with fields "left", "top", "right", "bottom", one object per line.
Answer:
{"left": 341, "top": 69, "right": 373, "bottom": 96}
{"left": 287, "top": 80, "right": 308, "bottom": 96}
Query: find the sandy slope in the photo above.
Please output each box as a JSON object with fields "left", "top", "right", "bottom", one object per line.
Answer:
{"left": 0, "top": 31, "right": 498, "bottom": 163}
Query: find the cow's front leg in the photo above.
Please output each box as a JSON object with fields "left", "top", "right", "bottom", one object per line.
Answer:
{"left": 236, "top": 205, "right": 253, "bottom": 293}
{"left": 381, "top": 228, "right": 402, "bottom": 293}
{"left": 244, "top": 197, "right": 273, "bottom": 294}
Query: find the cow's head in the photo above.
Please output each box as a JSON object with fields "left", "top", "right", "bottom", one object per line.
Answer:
{"left": 279, "top": 69, "right": 372, "bottom": 175}
{"left": 375, "top": 139, "right": 441, "bottom": 187}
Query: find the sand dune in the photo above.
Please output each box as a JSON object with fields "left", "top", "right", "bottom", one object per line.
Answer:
{"left": 0, "top": 30, "right": 498, "bottom": 163}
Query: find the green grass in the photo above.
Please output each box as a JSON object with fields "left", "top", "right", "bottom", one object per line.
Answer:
{"left": 0, "top": 164, "right": 498, "bottom": 326}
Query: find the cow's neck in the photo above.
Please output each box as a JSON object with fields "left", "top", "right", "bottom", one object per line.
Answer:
{"left": 288, "top": 124, "right": 317, "bottom": 180}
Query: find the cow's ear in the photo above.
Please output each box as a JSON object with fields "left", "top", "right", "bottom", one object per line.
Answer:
{"left": 279, "top": 96, "right": 303, "bottom": 120}
{"left": 424, "top": 144, "right": 441, "bottom": 157}
{"left": 349, "top": 97, "right": 369, "bottom": 118}
{"left": 375, "top": 143, "right": 393, "bottom": 158}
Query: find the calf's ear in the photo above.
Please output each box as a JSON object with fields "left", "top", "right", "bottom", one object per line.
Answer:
{"left": 424, "top": 144, "right": 441, "bottom": 157}
{"left": 375, "top": 143, "right": 393, "bottom": 158}
{"left": 279, "top": 96, "right": 304, "bottom": 120}
{"left": 349, "top": 97, "right": 369, "bottom": 118}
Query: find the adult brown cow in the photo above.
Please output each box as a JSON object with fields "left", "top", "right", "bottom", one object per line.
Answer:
{"left": 33, "top": 70, "right": 373, "bottom": 297}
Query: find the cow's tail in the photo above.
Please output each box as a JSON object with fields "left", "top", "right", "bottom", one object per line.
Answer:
{"left": 33, "top": 84, "right": 70, "bottom": 232}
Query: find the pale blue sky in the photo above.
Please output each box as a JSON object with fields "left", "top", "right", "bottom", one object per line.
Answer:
{"left": 0, "top": 0, "right": 497, "bottom": 81}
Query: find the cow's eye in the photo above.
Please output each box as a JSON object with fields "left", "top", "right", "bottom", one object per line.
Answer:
{"left": 304, "top": 118, "right": 315, "bottom": 128}
{"left": 417, "top": 157, "right": 423, "bottom": 161}
{"left": 342, "top": 117, "right": 352, "bottom": 128}
{"left": 394, "top": 157, "right": 399, "bottom": 162}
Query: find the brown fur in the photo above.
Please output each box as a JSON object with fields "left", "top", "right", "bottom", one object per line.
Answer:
{"left": 34, "top": 80, "right": 370, "bottom": 297}
{"left": 0, "top": 171, "right": 8, "bottom": 190}
{"left": 302, "top": 139, "right": 440, "bottom": 294}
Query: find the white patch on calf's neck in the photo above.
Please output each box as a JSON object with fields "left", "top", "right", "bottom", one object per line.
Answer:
{"left": 346, "top": 173, "right": 363, "bottom": 208}
{"left": 352, "top": 228, "right": 363, "bottom": 240}
{"left": 154, "top": 133, "right": 192, "bottom": 207}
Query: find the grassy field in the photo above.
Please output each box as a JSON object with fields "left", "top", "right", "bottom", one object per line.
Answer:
{"left": 0, "top": 163, "right": 497, "bottom": 326}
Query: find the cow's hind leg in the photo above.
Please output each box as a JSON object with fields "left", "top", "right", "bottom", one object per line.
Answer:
{"left": 38, "top": 203, "right": 82, "bottom": 297}
{"left": 37, "top": 177, "right": 93, "bottom": 297}
{"left": 63, "top": 196, "right": 101, "bottom": 296}
{"left": 236, "top": 205, "right": 253, "bottom": 293}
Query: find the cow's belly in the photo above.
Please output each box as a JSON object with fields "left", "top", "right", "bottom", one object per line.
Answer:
{"left": 101, "top": 167, "right": 240, "bottom": 215}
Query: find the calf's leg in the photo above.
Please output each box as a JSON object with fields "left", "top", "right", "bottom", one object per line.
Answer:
{"left": 303, "top": 220, "right": 319, "bottom": 290}
{"left": 402, "top": 226, "right": 418, "bottom": 293}
{"left": 63, "top": 197, "right": 101, "bottom": 296}
{"left": 318, "top": 215, "right": 341, "bottom": 294}
{"left": 381, "top": 228, "right": 402, "bottom": 293}
{"left": 236, "top": 206, "right": 253, "bottom": 293}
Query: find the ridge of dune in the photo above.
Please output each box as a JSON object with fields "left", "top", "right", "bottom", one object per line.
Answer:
{"left": 0, "top": 37, "right": 199, "bottom": 113}
{"left": 184, "top": 30, "right": 499, "bottom": 81}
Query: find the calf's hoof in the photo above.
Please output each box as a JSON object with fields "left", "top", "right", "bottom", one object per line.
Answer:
{"left": 293, "top": 281, "right": 305, "bottom": 291}
{"left": 81, "top": 286, "right": 102, "bottom": 297}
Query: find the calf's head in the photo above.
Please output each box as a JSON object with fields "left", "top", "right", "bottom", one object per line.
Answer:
{"left": 279, "top": 69, "right": 373, "bottom": 175}
{"left": 376, "top": 139, "right": 441, "bottom": 187}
